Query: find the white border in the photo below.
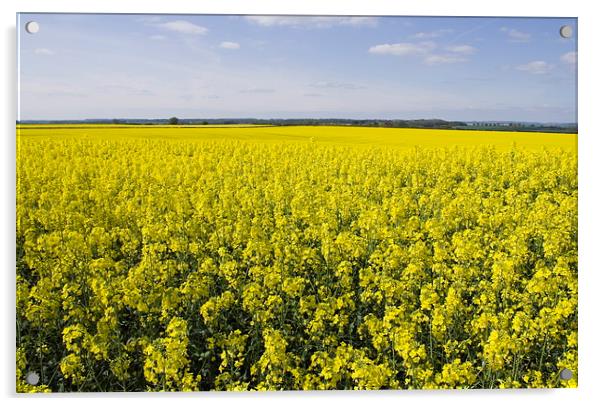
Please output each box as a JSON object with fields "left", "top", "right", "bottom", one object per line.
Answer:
{"left": 2, "top": 1, "right": 601, "bottom": 405}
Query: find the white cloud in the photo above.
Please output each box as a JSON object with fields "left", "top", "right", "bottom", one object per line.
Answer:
{"left": 220, "top": 41, "right": 240, "bottom": 50}
{"left": 368, "top": 41, "right": 435, "bottom": 56}
{"left": 501, "top": 27, "right": 531, "bottom": 42}
{"left": 561, "top": 51, "right": 577, "bottom": 65}
{"left": 424, "top": 54, "right": 467, "bottom": 65}
{"left": 158, "top": 20, "right": 208, "bottom": 35}
{"left": 410, "top": 29, "right": 454, "bottom": 39}
{"left": 244, "top": 16, "right": 377, "bottom": 28}
{"left": 149, "top": 35, "right": 166, "bottom": 40}
{"left": 368, "top": 41, "right": 471, "bottom": 65}
{"left": 445, "top": 45, "right": 476, "bottom": 55}
{"left": 34, "top": 48, "right": 54, "bottom": 56}
{"left": 516, "top": 61, "right": 553, "bottom": 74}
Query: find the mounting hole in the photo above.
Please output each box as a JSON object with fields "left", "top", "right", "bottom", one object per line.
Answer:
{"left": 25, "top": 371, "right": 40, "bottom": 385}
{"left": 559, "top": 368, "right": 573, "bottom": 380}
{"left": 25, "top": 21, "right": 40, "bottom": 34}
{"left": 559, "top": 25, "right": 573, "bottom": 39}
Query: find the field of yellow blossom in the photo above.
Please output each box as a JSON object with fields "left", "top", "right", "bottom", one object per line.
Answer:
{"left": 16, "top": 125, "right": 577, "bottom": 391}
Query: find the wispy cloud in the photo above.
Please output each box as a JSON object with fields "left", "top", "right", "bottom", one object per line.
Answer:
{"left": 501, "top": 27, "right": 531, "bottom": 42}
{"left": 21, "top": 81, "right": 85, "bottom": 98}
{"left": 97, "top": 84, "right": 156, "bottom": 97}
{"left": 220, "top": 41, "right": 240, "bottom": 50}
{"left": 244, "top": 16, "right": 377, "bottom": 28}
{"left": 561, "top": 51, "right": 577, "bottom": 65}
{"left": 369, "top": 41, "right": 474, "bottom": 65}
{"left": 516, "top": 60, "right": 553, "bottom": 74}
{"left": 34, "top": 48, "right": 54, "bottom": 56}
{"left": 309, "top": 81, "right": 365, "bottom": 90}
{"left": 180, "top": 93, "right": 221, "bottom": 101}
{"left": 424, "top": 54, "right": 467, "bottom": 65}
{"left": 368, "top": 42, "right": 435, "bottom": 56}
{"left": 410, "top": 29, "right": 454, "bottom": 39}
{"left": 47, "top": 90, "right": 86, "bottom": 98}
{"left": 445, "top": 45, "right": 476, "bottom": 55}
{"left": 149, "top": 34, "right": 166, "bottom": 40}
{"left": 157, "top": 20, "right": 208, "bottom": 35}
{"left": 239, "top": 88, "right": 275, "bottom": 94}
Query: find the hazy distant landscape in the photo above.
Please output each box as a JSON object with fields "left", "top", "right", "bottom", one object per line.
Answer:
{"left": 18, "top": 117, "right": 578, "bottom": 133}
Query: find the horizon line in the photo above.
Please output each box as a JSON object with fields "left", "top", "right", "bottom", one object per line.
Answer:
{"left": 17, "top": 118, "right": 578, "bottom": 125}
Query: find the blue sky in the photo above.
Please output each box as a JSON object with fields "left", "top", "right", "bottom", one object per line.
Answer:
{"left": 18, "top": 14, "right": 577, "bottom": 122}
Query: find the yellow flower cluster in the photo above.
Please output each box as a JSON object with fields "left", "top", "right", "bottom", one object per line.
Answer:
{"left": 16, "top": 130, "right": 577, "bottom": 391}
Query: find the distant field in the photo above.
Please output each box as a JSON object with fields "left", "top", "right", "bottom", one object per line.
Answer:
{"left": 16, "top": 124, "right": 577, "bottom": 151}
{"left": 16, "top": 123, "right": 275, "bottom": 130}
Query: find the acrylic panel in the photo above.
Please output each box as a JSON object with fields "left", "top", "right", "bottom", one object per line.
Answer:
{"left": 16, "top": 13, "right": 578, "bottom": 392}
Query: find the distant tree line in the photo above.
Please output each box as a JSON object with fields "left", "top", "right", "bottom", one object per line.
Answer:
{"left": 17, "top": 117, "right": 577, "bottom": 133}
{"left": 171, "top": 118, "right": 470, "bottom": 128}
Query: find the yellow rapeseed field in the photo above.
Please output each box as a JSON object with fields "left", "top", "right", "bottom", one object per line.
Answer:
{"left": 16, "top": 125, "right": 577, "bottom": 391}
